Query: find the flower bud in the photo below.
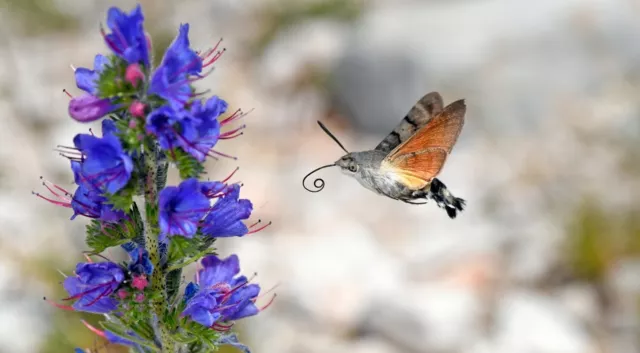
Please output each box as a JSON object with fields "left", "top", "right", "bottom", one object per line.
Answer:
{"left": 129, "top": 100, "right": 146, "bottom": 118}
{"left": 125, "top": 63, "right": 144, "bottom": 87}
{"left": 68, "top": 94, "right": 114, "bottom": 123}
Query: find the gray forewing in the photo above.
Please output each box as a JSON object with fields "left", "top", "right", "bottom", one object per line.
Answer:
{"left": 374, "top": 91, "right": 444, "bottom": 154}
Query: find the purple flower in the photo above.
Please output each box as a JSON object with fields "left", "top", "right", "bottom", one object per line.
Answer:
{"left": 178, "top": 96, "right": 228, "bottom": 161}
{"left": 202, "top": 184, "right": 253, "bottom": 238}
{"left": 62, "top": 262, "right": 124, "bottom": 313}
{"left": 75, "top": 54, "right": 108, "bottom": 95}
{"left": 73, "top": 120, "right": 133, "bottom": 194}
{"left": 102, "top": 5, "right": 150, "bottom": 67}
{"left": 68, "top": 94, "right": 116, "bottom": 123}
{"left": 181, "top": 255, "right": 261, "bottom": 327}
{"left": 158, "top": 178, "right": 209, "bottom": 240}
{"left": 149, "top": 24, "right": 201, "bottom": 108}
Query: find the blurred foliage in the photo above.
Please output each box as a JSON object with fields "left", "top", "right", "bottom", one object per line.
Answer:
{"left": 251, "top": 0, "right": 364, "bottom": 55}
{"left": 566, "top": 198, "right": 640, "bottom": 282}
{"left": 0, "top": 0, "right": 79, "bottom": 36}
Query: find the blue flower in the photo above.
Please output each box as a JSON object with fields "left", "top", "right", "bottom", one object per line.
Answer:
{"left": 145, "top": 105, "right": 196, "bottom": 152}
{"left": 178, "top": 96, "right": 228, "bottom": 161}
{"left": 200, "top": 180, "right": 227, "bottom": 197}
{"left": 217, "top": 333, "right": 252, "bottom": 353}
{"left": 149, "top": 24, "right": 201, "bottom": 108}
{"left": 62, "top": 262, "right": 124, "bottom": 313}
{"left": 181, "top": 255, "right": 261, "bottom": 327}
{"left": 73, "top": 120, "right": 133, "bottom": 194}
{"left": 158, "top": 178, "right": 210, "bottom": 240}
{"left": 202, "top": 184, "right": 253, "bottom": 238}
{"left": 75, "top": 54, "right": 108, "bottom": 95}
{"left": 122, "top": 242, "right": 154, "bottom": 276}
{"left": 70, "top": 185, "right": 125, "bottom": 223}
{"left": 102, "top": 5, "right": 150, "bottom": 67}
{"left": 68, "top": 94, "right": 116, "bottom": 123}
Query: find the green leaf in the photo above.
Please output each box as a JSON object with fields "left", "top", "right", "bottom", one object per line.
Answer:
{"left": 166, "top": 148, "right": 205, "bottom": 180}
{"left": 85, "top": 220, "right": 133, "bottom": 253}
{"left": 104, "top": 184, "right": 135, "bottom": 211}
{"left": 130, "top": 202, "right": 145, "bottom": 247}
{"left": 96, "top": 55, "right": 136, "bottom": 101}
{"left": 85, "top": 203, "right": 143, "bottom": 253}
{"left": 166, "top": 268, "right": 182, "bottom": 303}
{"left": 116, "top": 117, "right": 145, "bottom": 154}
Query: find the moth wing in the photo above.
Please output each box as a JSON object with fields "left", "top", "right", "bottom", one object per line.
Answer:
{"left": 374, "top": 92, "right": 444, "bottom": 153}
{"left": 382, "top": 147, "right": 448, "bottom": 189}
{"left": 380, "top": 99, "right": 466, "bottom": 189}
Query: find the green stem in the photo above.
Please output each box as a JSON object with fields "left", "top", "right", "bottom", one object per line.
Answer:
{"left": 143, "top": 142, "right": 174, "bottom": 352}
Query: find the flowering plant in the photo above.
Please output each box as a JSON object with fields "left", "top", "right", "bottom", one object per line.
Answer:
{"left": 36, "top": 5, "right": 273, "bottom": 352}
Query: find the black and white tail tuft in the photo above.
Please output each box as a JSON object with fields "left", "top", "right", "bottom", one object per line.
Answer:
{"left": 429, "top": 178, "right": 465, "bottom": 219}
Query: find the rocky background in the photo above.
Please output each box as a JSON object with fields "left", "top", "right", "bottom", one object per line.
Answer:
{"left": 0, "top": 0, "right": 639, "bottom": 352}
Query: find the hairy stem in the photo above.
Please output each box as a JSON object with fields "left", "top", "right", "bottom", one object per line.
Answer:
{"left": 143, "top": 142, "right": 173, "bottom": 352}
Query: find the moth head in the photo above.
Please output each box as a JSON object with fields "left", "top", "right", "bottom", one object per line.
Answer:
{"left": 336, "top": 154, "right": 359, "bottom": 174}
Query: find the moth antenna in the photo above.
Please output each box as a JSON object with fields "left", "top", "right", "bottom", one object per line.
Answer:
{"left": 302, "top": 164, "right": 335, "bottom": 193}
{"left": 317, "top": 121, "right": 349, "bottom": 154}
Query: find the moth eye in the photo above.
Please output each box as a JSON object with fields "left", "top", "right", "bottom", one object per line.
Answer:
{"left": 349, "top": 165, "right": 358, "bottom": 172}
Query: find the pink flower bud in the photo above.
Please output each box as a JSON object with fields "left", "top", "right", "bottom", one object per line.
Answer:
{"left": 125, "top": 63, "right": 144, "bottom": 87}
{"left": 129, "top": 100, "right": 146, "bottom": 118}
{"left": 117, "top": 289, "right": 129, "bottom": 299}
{"left": 134, "top": 293, "right": 145, "bottom": 303}
{"left": 132, "top": 275, "right": 148, "bottom": 291}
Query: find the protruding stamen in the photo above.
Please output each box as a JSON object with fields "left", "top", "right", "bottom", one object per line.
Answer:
{"left": 248, "top": 219, "right": 261, "bottom": 228}
{"left": 259, "top": 293, "right": 277, "bottom": 311}
{"left": 191, "top": 89, "right": 211, "bottom": 98}
{"left": 70, "top": 64, "right": 76, "bottom": 72}
{"left": 43, "top": 297, "right": 75, "bottom": 311}
{"left": 202, "top": 48, "right": 226, "bottom": 68}
{"left": 81, "top": 320, "right": 107, "bottom": 338}
{"left": 220, "top": 109, "right": 243, "bottom": 125}
{"left": 32, "top": 191, "right": 71, "bottom": 208}
{"left": 212, "top": 322, "right": 233, "bottom": 332}
{"left": 208, "top": 149, "right": 237, "bottom": 160}
{"left": 247, "top": 221, "right": 272, "bottom": 234}
{"left": 220, "top": 124, "right": 246, "bottom": 140}
{"left": 221, "top": 167, "right": 239, "bottom": 184}
{"left": 62, "top": 89, "right": 73, "bottom": 99}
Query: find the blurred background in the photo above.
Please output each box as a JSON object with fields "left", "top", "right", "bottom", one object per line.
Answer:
{"left": 0, "top": 0, "right": 639, "bottom": 352}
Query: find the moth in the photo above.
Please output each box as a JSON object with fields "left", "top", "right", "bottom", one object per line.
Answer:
{"left": 303, "top": 92, "right": 466, "bottom": 218}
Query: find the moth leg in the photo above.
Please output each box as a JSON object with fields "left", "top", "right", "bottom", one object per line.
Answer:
{"left": 404, "top": 200, "right": 428, "bottom": 205}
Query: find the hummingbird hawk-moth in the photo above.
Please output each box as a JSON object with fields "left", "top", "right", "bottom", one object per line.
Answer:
{"left": 302, "top": 92, "right": 466, "bottom": 218}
